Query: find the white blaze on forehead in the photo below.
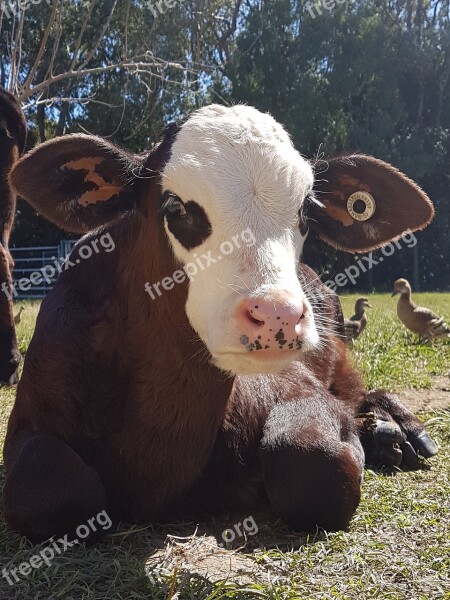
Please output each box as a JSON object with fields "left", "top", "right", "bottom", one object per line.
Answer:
{"left": 162, "top": 104, "right": 314, "bottom": 243}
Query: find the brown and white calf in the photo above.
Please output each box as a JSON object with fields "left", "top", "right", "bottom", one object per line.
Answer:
{"left": 3, "top": 105, "right": 438, "bottom": 543}
{"left": 0, "top": 88, "right": 26, "bottom": 385}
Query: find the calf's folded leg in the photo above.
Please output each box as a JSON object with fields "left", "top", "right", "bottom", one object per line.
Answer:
{"left": 3, "top": 430, "right": 109, "bottom": 544}
{"left": 261, "top": 394, "right": 364, "bottom": 532}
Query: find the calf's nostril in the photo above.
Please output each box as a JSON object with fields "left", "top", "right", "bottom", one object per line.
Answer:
{"left": 293, "top": 306, "right": 307, "bottom": 332}
{"left": 247, "top": 310, "right": 264, "bottom": 326}
{"left": 297, "top": 308, "right": 307, "bottom": 324}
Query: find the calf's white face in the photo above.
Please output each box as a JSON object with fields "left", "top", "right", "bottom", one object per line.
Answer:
{"left": 162, "top": 105, "right": 319, "bottom": 375}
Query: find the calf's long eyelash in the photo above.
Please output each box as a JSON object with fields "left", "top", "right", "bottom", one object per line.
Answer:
{"left": 299, "top": 193, "right": 323, "bottom": 225}
{"left": 160, "top": 191, "right": 184, "bottom": 214}
{"left": 305, "top": 192, "right": 318, "bottom": 205}
{"left": 299, "top": 194, "right": 313, "bottom": 217}
{"left": 307, "top": 192, "right": 324, "bottom": 208}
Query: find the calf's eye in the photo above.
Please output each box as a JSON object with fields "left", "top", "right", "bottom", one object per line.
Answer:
{"left": 298, "top": 193, "right": 315, "bottom": 236}
{"left": 162, "top": 191, "right": 187, "bottom": 217}
{"left": 162, "top": 190, "right": 212, "bottom": 250}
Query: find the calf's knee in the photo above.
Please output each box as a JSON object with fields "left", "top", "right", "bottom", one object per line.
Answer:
{"left": 3, "top": 433, "right": 109, "bottom": 544}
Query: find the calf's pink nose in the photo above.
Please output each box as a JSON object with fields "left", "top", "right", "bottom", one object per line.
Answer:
{"left": 236, "top": 297, "right": 306, "bottom": 352}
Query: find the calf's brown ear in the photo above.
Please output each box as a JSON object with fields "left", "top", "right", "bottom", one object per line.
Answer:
{"left": 310, "top": 154, "right": 434, "bottom": 252}
{"left": 9, "top": 134, "right": 143, "bottom": 234}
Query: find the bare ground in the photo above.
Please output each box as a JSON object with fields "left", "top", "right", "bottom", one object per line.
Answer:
{"left": 142, "top": 516, "right": 316, "bottom": 587}
{"left": 396, "top": 374, "right": 450, "bottom": 412}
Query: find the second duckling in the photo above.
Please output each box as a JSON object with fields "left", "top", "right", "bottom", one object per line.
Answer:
{"left": 344, "top": 297, "right": 373, "bottom": 344}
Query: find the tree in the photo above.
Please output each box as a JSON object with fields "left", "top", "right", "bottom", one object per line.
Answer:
{"left": 1, "top": 0, "right": 243, "bottom": 244}
{"left": 228, "top": 0, "right": 450, "bottom": 290}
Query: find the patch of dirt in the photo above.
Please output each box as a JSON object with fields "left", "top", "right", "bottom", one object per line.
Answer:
{"left": 143, "top": 516, "right": 304, "bottom": 585}
{"left": 145, "top": 533, "right": 261, "bottom": 585}
{"left": 397, "top": 375, "right": 450, "bottom": 413}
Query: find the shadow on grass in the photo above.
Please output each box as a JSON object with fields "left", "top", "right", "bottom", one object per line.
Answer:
{"left": 0, "top": 463, "right": 323, "bottom": 599}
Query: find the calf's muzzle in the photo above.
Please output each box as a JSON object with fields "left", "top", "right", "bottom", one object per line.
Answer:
{"left": 236, "top": 296, "right": 306, "bottom": 352}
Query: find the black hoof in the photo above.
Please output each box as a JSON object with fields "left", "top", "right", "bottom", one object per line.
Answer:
{"left": 411, "top": 430, "right": 439, "bottom": 459}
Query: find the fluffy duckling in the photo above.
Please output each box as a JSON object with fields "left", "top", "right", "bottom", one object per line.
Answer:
{"left": 392, "top": 278, "right": 450, "bottom": 342}
{"left": 344, "top": 297, "right": 373, "bottom": 344}
{"left": 14, "top": 306, "right": 25, "bottom": 325}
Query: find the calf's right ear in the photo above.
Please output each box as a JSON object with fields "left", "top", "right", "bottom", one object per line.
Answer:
{"left": 309, "top": 154, "right": 434, "bottom": 252}
{"left": 9, "top": 134, "right": 144, "bottom": 234}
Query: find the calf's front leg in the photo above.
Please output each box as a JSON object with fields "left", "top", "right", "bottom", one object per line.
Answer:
{"left": 260, "top": 394, "right": 364, "bottom": 532}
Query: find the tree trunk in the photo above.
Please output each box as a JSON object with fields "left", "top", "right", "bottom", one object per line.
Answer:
{"left": 56, "top": 100, "right": 70, "bottom": 136}
{"left": 37, "top": 103, "right": 46, "bottom": 142}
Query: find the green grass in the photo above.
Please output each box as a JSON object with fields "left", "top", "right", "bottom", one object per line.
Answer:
{"left": 0, "top": 298, "right": 449, "bottom": 599}
{"left": 14, "top": 301, "right": 41, "bottom": 357}
{"left": 340, "top": 293, "right": 450, "bottom": 390}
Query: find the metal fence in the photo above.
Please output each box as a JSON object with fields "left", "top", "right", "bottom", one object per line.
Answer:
{"left": 10, "top": 240, "right": 76, "bottom": 300}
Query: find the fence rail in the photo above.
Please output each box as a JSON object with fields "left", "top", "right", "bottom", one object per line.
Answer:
{"left": 10, "top": 240, "right": 76, "bottom": 300}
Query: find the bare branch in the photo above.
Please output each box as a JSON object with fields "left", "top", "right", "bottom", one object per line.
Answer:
{"left": 0, "top": 9, "right": 4, "bottom": 40}
{"left": 69, "top": 0, "right": 97, "bottom": 71}
{"left": 18, "top": 56, "right": 189, "bottom": 102}
{"left": 11, "top": 7, "right": 26, "bottom": 94}
{"left": 21, "top": 0, "right": 59, "bottom": 93}
{"left": 76, "top": 0, "right": 119, "bottom": 71}
{"left": 123, "top": 0, "right": 131, "bottom": 60}
{"left": 46, "top": 0, "right": 65, "bottom": 81}
{"left": 23, "top": 95, "right": 125, "bottom": 110}
{"left": 8, "top": 12, "right": 18, "bottom": 91}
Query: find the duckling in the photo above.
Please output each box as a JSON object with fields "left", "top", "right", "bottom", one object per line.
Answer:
{"left": 14, "top": 306, "right": 25, "bottom": 325}
{"left": 344, "top": 297, "right": 373, "bottom": 344}
{"left": 392, "top": 278, "right": 450, "bottom": 342}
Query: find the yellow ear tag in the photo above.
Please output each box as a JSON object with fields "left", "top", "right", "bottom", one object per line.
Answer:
{"left": 347, "top": 191, "right": 376, "bottom": 222}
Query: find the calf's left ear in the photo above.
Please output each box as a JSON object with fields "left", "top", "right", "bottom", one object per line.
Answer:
{"left": 309, "top": 154, "right": 434, "bottom": 252}
{"left": 9, "top": 134, "right": 143, "bottom": 234}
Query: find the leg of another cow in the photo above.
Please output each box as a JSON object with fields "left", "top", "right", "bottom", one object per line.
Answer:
{"left": 261, "top": 395, "right": 364, "bottom": 532}
{"left": 3, "top": 430, "right": 110, "bottom": 544}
